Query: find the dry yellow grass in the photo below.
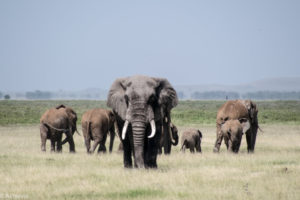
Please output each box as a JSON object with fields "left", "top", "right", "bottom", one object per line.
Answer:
{"left": 0, "top": 124, "right": 299, "bottom": 200}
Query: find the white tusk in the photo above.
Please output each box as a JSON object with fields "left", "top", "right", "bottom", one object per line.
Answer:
{"left": 122, "top": 120, "right": 129, "bottom": 140}
{"left": 169, "top": 125, "right": 176, "bottom": 144}
{"left": 148, "top": 119, "right": 156, "bottom": 138}
{"left": 165, "top": 117, "right": 168, "bottom": 123}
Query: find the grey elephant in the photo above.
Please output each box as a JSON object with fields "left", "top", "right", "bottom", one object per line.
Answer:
{"left": 40, "top": 104, "right": 78, "bottom": 152}
{"left": 158, "top": 122, "right": 179, "bottom": 154}
{"left": 213, "top": 100, "right": 259, "bottom": 153}
{"left": 81, "top": 108, "right": 116, "bottom": 154}
{"left": 220, "top": 118, "right": 250, "bottom": 153}
{"left": 107, "top": 75, "right": 178, "bottom": 168}
{"left": 180, "top": 129, "right": 202, "bottom": 153}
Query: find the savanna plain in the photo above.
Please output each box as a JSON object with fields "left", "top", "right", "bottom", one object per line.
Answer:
{"left": 0, "top": 100, "right": 299, "bottom": 200}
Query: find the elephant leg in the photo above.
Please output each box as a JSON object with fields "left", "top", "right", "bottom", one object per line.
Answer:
{"left": 190, "top": 147, "right": 195, "bottom": 153}
{"left": 164, "top": 140, "right": 171, "bottom": 155}
{"left": 67, "top": 133, "right": 75, "bottom": 153}
{"left": 95, "top": 131, "right": 107, "bottom": 154}
{"left": 196, "top": 142, "right": 201, "bottom": 153}
{"left": 90, "top": 137, "right": 101, "bottom": 154}
{"left": 224, "top": 138, "right": 229, "bottom": 150}
{"left": 98, "top": 135, "right": 107, "bottom": 154}
{"left": 157, "top": 146, "right": 162, "bottom": 155}
{"left": 248, "top": 127, "right": 258, "bottom": 153}
{"left": 123, "top": 140, "right": 133, "bottom": 168}
{"left": 84, "top": 137, "right": 91, "bottom": 153}
{"left": 213, "top": 125, "right": 223, "bottom": 153}
{"left": 145, "top": 123, "right": 161, "bottom": 168}
{"left": 50, "top": 137, "right": 56, "bottom": 152}
{"left": 56, "top": 134, "right": 63, "bottom": 153}
{"left": 246, "top": 132, "right": 251, "bottom": 152}
{"left": 108, "top": 129, "right": 115, "bottom": 153}
{"left": 117, "top": 121, "right": 132, "bottom": 168}
{"left": 98, "top": 145, "right": 106, "bottom": 153}
{"left": 181, "top": 144, "right": 186, "bottom": 153}
{"left": 40, "top": 124, "right": 48, "bottom": 152}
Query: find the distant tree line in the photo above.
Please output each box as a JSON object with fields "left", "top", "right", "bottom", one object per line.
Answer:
{"left": 2, "top": 90, "right": 300, "bottom": 100}
{"left": 191, "top": 91, "right": 240, "bottom": 100}
{"left": 25, "top": 90, "right": 53, "bottom": 99}
{"left": 242, "top": 91, "right": 300, "bottom": 100}
{"left": 181, "top": 91, "right": 300, "bottom": 100}
{"left": 0, "top": 91, "right": 11, "bottom": 100}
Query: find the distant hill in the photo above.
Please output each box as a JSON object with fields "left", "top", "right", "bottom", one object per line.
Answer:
{"left": 175, "top": 77, "right": 300, "bottom": 99}
{"left": 3, "top": 77, "right": 300, "bottom": 100}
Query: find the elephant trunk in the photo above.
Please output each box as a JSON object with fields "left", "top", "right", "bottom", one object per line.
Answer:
{"left": 131, "top": 120, "right": 146, "bottom": 168}
{"left": 171, "top": 134, "right": 178, "bottom": 145}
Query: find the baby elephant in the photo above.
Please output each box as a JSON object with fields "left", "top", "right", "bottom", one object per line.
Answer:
{"left": 180, "top": 129, "right": 202, "bottom": 153}
{"left": 81, "top": 108, "right": 116, "bottom": 154}
{"left": 220, "top": 118, "right": 250, "bottom": 153}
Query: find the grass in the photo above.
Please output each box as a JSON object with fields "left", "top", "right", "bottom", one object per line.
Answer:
{"left": 1, "top": 100, "right": 300, "bottom": 125}
{"left": 0, "top": 124, "right": 299, "bottom": 200}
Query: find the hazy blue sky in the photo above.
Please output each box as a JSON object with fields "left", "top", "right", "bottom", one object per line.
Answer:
{"left": 0, "top": 0, "right": 299, "bottom": 91}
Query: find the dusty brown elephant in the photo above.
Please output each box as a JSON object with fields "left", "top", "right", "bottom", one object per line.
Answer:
{"left": 180, "top": 129, "right": 202, "bottom": 153}
{"left": 40, "top": 104, "right": 78, "bottom": 152}
{"left": 107, "top": 75, "right": 178, "bottom": 168}
{"left": 158, "top": 122, "right": 179, "bottom": 155}
{"left": 220, "top": 118, "right": 250, "bottom": 153}
{"left": 81, "top": 108, "right": 117, "bottom": 154}
{"left": 213, "top": 100, "right": 259, "bottom": 153}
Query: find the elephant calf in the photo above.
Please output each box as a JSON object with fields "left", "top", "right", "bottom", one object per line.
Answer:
{"left": 220, "top": 118, "right": 250, "bottom": 153}
{"left": 180, "top": 129, "right": 202, "bottom": 153}
{"left": 81, "top": 108, "right": 116, "bottom": 154}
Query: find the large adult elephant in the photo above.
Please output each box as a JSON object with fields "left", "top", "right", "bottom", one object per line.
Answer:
{"left": 40, "top": 104, "right": 78, "bottom": 152}
{"left": 81, "top": 108, "right": 116, "bottom": 154}
{"left": 158, "top": 122, "right": 179, "bottom": 155}
{"left": 213, "top": 100, "right": 259, "bottom": 153}
{"left": 107, "top": 75, "right": 178, "bottom": 168}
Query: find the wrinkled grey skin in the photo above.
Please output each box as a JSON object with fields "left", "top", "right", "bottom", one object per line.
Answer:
{"left": 213, "top": 100, "right": 259, "bottom": 153}
{"left": 40, "top": 105, "right": 77, "bottom": 153}
{"left": 180, "top": 129, "right": 202, "bottom": 153}
{"left": 220, "top": 119, "right": 250, "bottom": 153}
{"left": 158, "top": 122, "right": 179, "bottom": 155}
{"left": 107, "top": 75, "right": 178, "bottom": 168}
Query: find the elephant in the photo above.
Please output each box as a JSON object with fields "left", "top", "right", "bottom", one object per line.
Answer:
{"left": 158, "top": 122, "right": 179, "bottom": 155}
{"left": 220, "top": 118, "right": 250, "bottom": 153}
{"left": 81, "top": 108, "right": 116, "bottom": 154}
{"left": 40, "top": 104, "right": 77, "bottom": 152}
{"left": 180, "top": 129, "right": 202, "bottom": 153}
{"left": 107, "top": 75, "right": 178, "bottom": 168}
{"left": 213, "top": 100, "right": 259, "bottom": 153}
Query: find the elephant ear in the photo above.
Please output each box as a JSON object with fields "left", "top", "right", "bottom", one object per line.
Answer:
{"left": 56, "top": 104, "right": 66, "bottom": 109}
{"left": 239, "top": 118, "right": 250, "bottom": 134}
{"left": 197, "top": 130, "right": 202, "bottom": 138}
{"left": 65, "top": 107, "right": 77, "bottom": 122}
{"left": 107, "top": 78, "right": 128, "bottom": 120}
{"left": 249, "top": 101, "right": 258, "bottom": 124}
{"left": 153, "top": 78, "right": 178, "bottom": 111}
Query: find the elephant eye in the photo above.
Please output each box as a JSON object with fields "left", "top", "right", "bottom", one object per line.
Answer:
{"left": 124, "top": 95, "right": 129, "bottom": 106}
{"left": 148, "top": 94, "right": 157, "bottom": 104}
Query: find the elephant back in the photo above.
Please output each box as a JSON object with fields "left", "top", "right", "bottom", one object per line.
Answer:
{"left": 217, "top": 100, "right": 249, "bottom": 125}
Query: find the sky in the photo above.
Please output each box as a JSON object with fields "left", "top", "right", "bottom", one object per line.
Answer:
{"left": 0, "top": 0, "right": 299, "bottom": 91}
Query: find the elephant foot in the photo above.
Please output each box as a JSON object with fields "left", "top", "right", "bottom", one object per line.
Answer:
{"left": 213, "top": 147, "right": 219, "bottom": 153}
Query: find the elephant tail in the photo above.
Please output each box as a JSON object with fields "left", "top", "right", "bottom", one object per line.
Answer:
{"left": 180, "top": 140, "right": 187, "bottom": 151}
{"left": 87, "top": 121, "right": 93, "bottom": 140}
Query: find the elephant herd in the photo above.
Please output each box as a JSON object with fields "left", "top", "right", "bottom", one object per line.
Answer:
{"left": 40, "top": 75, "right": 259, "bottom": 169}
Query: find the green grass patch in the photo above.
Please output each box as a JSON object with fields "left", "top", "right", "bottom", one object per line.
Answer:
{"left": 1, "top": 100, "right": 300, "bottom": 126}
